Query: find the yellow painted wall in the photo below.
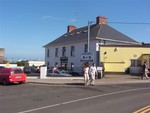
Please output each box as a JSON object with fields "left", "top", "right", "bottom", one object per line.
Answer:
{"left": 142, "top": 55, "right": 150, "bottom": 71}
{"left": 100, "top": 46, "right": 150, "bottom": 72}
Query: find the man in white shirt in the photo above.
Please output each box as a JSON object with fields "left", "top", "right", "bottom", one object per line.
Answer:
{"left": 90, "top": 63, "right": 98, "bottom": 86}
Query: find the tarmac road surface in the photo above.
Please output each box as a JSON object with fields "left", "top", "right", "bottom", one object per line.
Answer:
{"left": 0, "top": 83, "right": 150, "bottom": 113}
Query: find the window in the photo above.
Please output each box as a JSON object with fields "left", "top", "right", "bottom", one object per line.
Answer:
{"left": 131, "top": 60, "right": 136, "bottom": 67}
{"left": 71, "top": 62, "right": 74, "bottom": 71}
{"left": 11, "top": 69, "right": 23, "bottom": 74}
{"left": 62, "top": 47, "right": 66, "bottom": 57}
{"left": 47, "top": 62, "right": 49, "bottom": 67}
{"left": 84, "top": 44, "right": 88, "bottom": 52}
{"left": 55, "top": 48, "right": 58, "bottom": 57}
{"left": 55, "top": 62, "right": 58, "bottom": 67}
{"left": 137, "top": 60, "right": 142, "bottom": 67}
{"left": 47, "top": 49, "right": 50, "bottom": 57}
{"left": 131, "top": 60, "right": 141, "bottom": 67}
{"left": 71, "top": 46, "right": 75, "bottom": 57}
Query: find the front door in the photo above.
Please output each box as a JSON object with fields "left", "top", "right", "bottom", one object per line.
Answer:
{"left": 60, "top": 57, "right": 68, "bottom": 69}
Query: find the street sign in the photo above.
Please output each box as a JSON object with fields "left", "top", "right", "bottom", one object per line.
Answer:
{"left": 81, "top": 53, "right": 93, "bottom": 61}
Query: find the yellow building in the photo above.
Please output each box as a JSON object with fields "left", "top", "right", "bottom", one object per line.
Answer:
{"left": 100, "top": 45, "right": 150, "bottom": 74}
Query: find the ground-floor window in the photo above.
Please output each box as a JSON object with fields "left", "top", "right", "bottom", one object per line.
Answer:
{"left": 55, "top": 62, "right": 58, "bottom": 67}
{"left": 71, "top": 62, "right": 74, "bottom": 71}
{"left": 130, "top": 60, "right": 141, "bottom": 67}
{"left": 47, "top": 62, "right": 49, "bottom": 67}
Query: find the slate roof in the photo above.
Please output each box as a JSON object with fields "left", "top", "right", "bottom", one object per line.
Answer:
{"left": 44, "top": 24, "right": 140, "bottom": 47}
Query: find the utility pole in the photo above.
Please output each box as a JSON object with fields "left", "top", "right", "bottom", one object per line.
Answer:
{"left": 87, "top": 21, "right": 90, "bottom": 53}
{"left": 87, "top": 21, "right": 93, "bottom": 53}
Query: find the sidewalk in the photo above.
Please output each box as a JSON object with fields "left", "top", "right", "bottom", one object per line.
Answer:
{"left": 27, "top": 74, "right": 150, "bottom": 85}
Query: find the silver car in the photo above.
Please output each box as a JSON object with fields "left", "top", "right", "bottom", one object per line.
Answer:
{"left": 47, "top": 69, "right": 72, "bottom": 77}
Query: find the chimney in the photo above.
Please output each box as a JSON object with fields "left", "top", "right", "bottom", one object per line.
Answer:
{"left": 67, "top": 25, "right": 76, "bottom": 32}
{"left": 96, "top": 16, "right": 107, "bottom": 24}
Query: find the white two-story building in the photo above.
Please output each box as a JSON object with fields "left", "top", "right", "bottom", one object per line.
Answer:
{"left": 44, "top": 16, "right": 140, "bottom": 74}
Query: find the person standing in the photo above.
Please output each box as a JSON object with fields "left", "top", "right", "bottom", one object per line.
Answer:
{"left": 90, "top": 63, "right": 98, "bottom": 86}
{"left": 83, "top": 62, "right": 90, "bottom": 86}
{"left": 142, "top": 61, "right": 149, "bottom": 79}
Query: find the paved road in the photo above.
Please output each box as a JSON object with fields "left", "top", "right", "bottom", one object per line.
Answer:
{"left": 0, "top": 83, "right": 150, "bottom": 113}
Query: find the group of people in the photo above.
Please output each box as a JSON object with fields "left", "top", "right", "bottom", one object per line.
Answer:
{"left": 83, "top": 62, "right": 98, "bottom": 86}
{"left": 142, "top": 61, "right": 150, "bottom": 79}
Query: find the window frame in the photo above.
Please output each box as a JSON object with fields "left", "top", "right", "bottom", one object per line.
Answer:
{"left": 55, "top": 48, "right": 59, "bottom": 57}
{"left": 130, "top": 59, "right": 141, "bottom": 67}
{"left": 47, "top": 49, "right": 50, "bottom": 57}
{"left": 84, "top": 44, "right": 88, "bottom": 53}
{"left": 62, "top": 47, "right": 66, "bottom": 57}
{"left": 70, "top": 46, "right": 75, "bottom": 57}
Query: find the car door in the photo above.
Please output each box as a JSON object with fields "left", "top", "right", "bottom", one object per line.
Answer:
{"left": 53, "top": 70, "right": 61, "bottom": 76}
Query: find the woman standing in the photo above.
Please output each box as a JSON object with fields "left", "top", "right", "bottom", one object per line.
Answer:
{"left": 143, "top": 61, "right": 149, "bottom": 79}
{"left": 83, "top": 62, "right": 90, "bottom": 86}
{"left": 90, "top": 63, "right": 98, "bottom": 86}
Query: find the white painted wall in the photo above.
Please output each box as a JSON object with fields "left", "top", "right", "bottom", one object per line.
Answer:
{"left": 45, "top": 39, "right": 136, "bottom": 73}
{"left": 0, "top": 64, "right": 17, "bottom": 68}
{"left": 45, "top": 40, "right": 98, "bottom": 73}
{"left": 25, "top": 61, "right": 45, "bottom": 66}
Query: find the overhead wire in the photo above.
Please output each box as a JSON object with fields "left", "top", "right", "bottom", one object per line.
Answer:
{"left": 108, "top": 22, "right": 150, "bottom": 25}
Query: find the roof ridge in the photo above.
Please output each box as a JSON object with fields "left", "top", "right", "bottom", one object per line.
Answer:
{"left": 96, "top": 24, "right": 103, "bottom": 39}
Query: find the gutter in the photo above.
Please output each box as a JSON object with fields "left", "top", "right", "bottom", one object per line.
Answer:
{"left": 96, "top": 37, "right": 141, "bottom": 45}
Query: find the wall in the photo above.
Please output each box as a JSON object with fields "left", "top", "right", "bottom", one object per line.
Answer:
{"left": 0, "top": 48, "right": 5, "bottom": 63}
{"left": 0, "top": 63, "right": 17, "bottom": 68}
{"left": 25, "top": 61, "right": 45, "bottom": 67}
{"left": 44, "top": 39, "right": 138, "bottom": 73}
{"left": 45, "top": 40, "right": 97, "bottom": 73}
{"left": 100, "top": 46, "right": 150, "bottom": 72}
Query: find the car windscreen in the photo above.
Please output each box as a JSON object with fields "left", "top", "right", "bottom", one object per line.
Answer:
{"left": 11, "top": 69, "right": 23, "bottom": 74}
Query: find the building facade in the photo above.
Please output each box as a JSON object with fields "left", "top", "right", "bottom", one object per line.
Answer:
{"left": 24, "top": 61, "right": 45, "bottom": 67}
{"left": 100, "top": 45, "right": 150, "bottom": 74}
{"left": 0, "top": 48, "right": 5, "bottom": 63}
{"left": 44, "top": 16, "right": 140, "bottom": 74}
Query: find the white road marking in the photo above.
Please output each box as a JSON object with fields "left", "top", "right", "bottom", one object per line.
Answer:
{"left": 18, "top": 87, "right": 150, "bottom": 113}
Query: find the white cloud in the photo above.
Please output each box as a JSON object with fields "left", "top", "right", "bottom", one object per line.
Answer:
{"left": 41, "top": 16, "right": 65, "bottom": 21}
{"left": 70, "top": 18, "right": 77, "bottom": 23}
{"left": 41, "top": 15, "right": 78, "bottom": 23}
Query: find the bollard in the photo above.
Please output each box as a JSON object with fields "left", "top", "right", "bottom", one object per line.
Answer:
{"left": 97, "top": 66, "right": 103, "bottom": 79}
{"left": 40, "top": 66, "right": 47, "bottom": 79}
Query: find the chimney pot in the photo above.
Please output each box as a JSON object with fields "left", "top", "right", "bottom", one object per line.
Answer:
{"left": 67, "top": 25, "right": 76, "bottom": 32}
{"left": 96, "top": 16, "right": 107, "bottom": 24}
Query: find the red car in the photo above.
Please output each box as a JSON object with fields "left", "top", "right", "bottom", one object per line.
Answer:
{"left": 0, "top": 68, "right": 26, "bottom": 85}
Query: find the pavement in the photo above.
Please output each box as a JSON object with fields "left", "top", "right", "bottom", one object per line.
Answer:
{"left": 27, "top": 74, "right": 150, "bottom": 85}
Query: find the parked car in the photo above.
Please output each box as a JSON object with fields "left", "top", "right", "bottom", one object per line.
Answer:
{"left": 23, "top": 66, "right": 40, "bottom": 73}
{"left": 23, "top": 66, "right": 32, "bottom": 73}
{"left": 47, "top": 69, "right": 72, "bottom": 77}
{"left": 69, "top": 72, "right": 82, "bottom": 76}
{"left": 35, "top": 66, "right": 41, "bottom": 73}
{"left": 0, "top": 66, "right": 5, "bottom": 70}
{"left": 0, "top": 68, "right": 26, "bottom": 85}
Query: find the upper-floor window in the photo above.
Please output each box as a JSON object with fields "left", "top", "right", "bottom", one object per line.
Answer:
{"left": 55, "top": 48, "right": 58, "bottom": 57}
{"left": 84, "top": 44, "right": 88, "bottom": 52}
{"left": 70, "top": 46, "right": 75, "bottom": 57}
{"left": 47, "top": 49, "right": 50, "bottom": 57}
{"left": 62, "top": 47, "right": 66, "bottom": 57}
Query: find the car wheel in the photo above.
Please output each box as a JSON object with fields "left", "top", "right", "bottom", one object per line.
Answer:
{"left": 2, "top": 79, "right": 8, "bottom": 86}
{"left": 19, "top": 81, "right": 23, "bottom": 84}
{"left": 19, "top": 81, "right": 25, "bottom": 84}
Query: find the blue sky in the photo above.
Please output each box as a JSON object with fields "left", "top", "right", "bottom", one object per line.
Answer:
{"left": 0, "top": 0, "right": 150, "bottom": 61}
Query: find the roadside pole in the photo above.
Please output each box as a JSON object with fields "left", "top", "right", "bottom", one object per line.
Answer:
{"left": 40, "top": 66, "right": 47, "bottom": 79}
